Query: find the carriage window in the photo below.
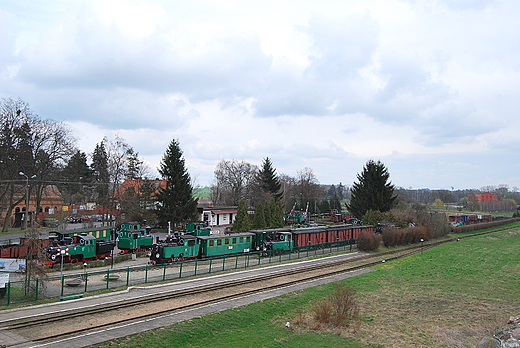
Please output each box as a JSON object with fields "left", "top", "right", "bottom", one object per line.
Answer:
{"left": 232, "top": 237, "right": 237, "bottom": 244}
{"left": 217, "top": 239, "right": 222, "bottom": 246}
{"left": 240, "top": 237, "right": 244, "bottom": 243}
{"left": 188, "top": 240, "right": 195, "bottom": 247}
{"left": 225, "top": 238, "right": 230, "bottom": 245}
{"left": 246, "top": 236, "right": 250, "bottom": 242}
{"left": 209, "top": 240, "right": 214, "bottom": 247}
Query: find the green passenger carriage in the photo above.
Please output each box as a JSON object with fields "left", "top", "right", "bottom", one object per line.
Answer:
{"left": 197, "top": 232, "right": 255, "bottom": 258}
{"left": 48, "top": 226, "right": 114, "bottom": 242}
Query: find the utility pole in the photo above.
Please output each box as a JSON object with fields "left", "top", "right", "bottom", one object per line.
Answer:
{"left": 19, "top": 172, "right": 36, "bottom": 230}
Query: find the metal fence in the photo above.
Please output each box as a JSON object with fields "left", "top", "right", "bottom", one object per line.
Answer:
{"left": 0, "top": 240, "right": 356, "bottom": 306}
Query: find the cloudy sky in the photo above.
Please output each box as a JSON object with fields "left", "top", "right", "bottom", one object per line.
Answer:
{"left": 1, "top": 0, "right": 519, "bottom": 190}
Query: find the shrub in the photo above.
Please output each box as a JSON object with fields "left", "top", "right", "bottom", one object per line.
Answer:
{"left": 382, "top": 228, "right": 400, "bottom": 248}
{"left": 312, "top": 283, "right": 360, "bottom": 329}
{"left": 452, "top": 218, "right": 520, "bottom": 234}
{"left": 382, "top": 225, "right": 429, "bottom": 248}
{"left": 329, "top": 283, "right": 360, "bottom": 328}
{"left": 357, "top": 230, "right": 381, "bottom": 251}
{"left": 312, "top": 300, "right": 332, "bottom": 324}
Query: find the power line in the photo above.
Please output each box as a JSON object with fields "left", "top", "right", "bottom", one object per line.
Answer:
{"left": 0, "top": 179, "right": 113, "bottom": 185}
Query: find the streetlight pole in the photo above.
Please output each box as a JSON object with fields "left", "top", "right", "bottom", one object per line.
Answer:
{"left": 19, "top": 172, "right": 36, "bottom": 230}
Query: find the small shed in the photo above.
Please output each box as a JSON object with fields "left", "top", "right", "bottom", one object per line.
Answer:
{"left": 199, "top": 206, "right": 238, "bottom": 227}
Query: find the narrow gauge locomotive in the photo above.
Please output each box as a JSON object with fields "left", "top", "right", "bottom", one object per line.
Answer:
{"left": 149, "top": 224, "right": 374, "bottom": 264}
{"left": 116, "top": 222, "right": 154, "bottom": 253}
{"left": 45, "top": 223, "right": 154, "bottom": 263}
{"left": 45, "top": 227, "right": 114, "bottom": 264}
{"left": 45, "top": 232, "right": 115, "bottom": 265}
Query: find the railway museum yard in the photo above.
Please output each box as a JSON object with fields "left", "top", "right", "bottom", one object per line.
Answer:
{"left": 0, "top": 221, "right": 517, "bottom": 347}
{"left": 0, "top": 251, "right": 377, "bottom": 348}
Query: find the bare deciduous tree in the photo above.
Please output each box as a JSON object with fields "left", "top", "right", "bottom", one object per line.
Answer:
{"left": 0, "top": 98, "right": 75, "bottom": 231}
{"left": 211, "top": 159, "right": 258, "bottom": 206}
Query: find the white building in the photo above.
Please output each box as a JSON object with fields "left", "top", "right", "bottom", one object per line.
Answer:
{"left": 199, "top": 206, "right": 238, "bottom": 227}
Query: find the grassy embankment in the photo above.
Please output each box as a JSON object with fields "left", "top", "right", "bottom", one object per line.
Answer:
{"left": 92, "top": 222, "right": 520, "bottom": 348}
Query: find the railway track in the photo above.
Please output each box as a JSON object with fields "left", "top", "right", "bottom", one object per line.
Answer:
{"left": 1, "top": 225, "right": 517, "bottom": 347}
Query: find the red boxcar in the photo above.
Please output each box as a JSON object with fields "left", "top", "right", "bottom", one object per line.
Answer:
{"left": 291, "top": 226, "right": 328, "bottom": 247}
{"left": 291, "top": 224, "right": 374, "bottom": 248}
{"left": 0, "top": 238, "right": 51, "bottom": 259}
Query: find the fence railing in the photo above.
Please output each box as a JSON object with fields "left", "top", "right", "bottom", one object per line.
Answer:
{"left": 0, "top": 240, "right": 356, "bottom": 306}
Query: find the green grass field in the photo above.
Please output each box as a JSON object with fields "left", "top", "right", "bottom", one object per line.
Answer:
{"left": 96, "top": 223, "right": 520, "bottom": 348}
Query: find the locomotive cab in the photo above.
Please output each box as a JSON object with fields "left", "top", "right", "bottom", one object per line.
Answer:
{"left": 251, "top": 229, "right": 293, "bottom": 253}
{"left": 149, "top": 235, "right": 199, "bottom": 264}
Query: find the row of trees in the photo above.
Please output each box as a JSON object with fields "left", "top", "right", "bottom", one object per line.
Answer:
{"left": 0, "top": 97, "right": 151, "bottom": 230}
{"left": 7, "top": 97, "right": 514, "bottom": 234}
{"left": 0, "top": 95, "right": 405, "bottom": 237}
{"left": 59, "top": 136, "right": 147, "bottom": 207}
{"left": 211, "top": 158, "right": 345, "bottom": 215}
{"left": 0, "top": 98, "right": 75, "bottom": 231}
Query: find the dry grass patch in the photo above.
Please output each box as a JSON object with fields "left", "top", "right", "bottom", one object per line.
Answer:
{"left": 290, "top": 283, "right": 517, "bottom": 348}
{"left": 353, "top": 286, "right": 516, "bottom": 348}
{"left": 292, "top": 283, "right": 362, "bottom": 335}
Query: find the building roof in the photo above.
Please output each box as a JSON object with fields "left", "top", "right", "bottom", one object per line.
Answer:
{"left": 113, "top": 179, "right": 167, "bottom": 199}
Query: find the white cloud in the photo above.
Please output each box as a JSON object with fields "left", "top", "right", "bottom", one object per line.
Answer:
{"left": 1, "top": 0, "right": 519, "bottom": 189}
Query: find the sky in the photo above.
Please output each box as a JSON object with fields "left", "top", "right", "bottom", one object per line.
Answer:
{"left": 1, "top": 0, "right": 519, "bottom": 191}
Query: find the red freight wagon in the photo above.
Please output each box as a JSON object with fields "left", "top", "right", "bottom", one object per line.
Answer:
{"left": 357, "top": 225, "right": 374, "bottom": 238}
{"left": 0, "top": 245, "right": 28, "bottom": 258}
{"left": 327, "top": 224, "right": 353, "bottom": 242}
{"left": 0, "top": 238, "right": 51, "bottom": 259}
{"left": 291, "top": 226, "right": 328, "bottom": 247}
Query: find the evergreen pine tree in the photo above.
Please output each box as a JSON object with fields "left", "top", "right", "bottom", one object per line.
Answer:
{"left": 125, "top": 148, "right": 144, "bottom": 180}
{"left": 251, "top": 202, "right": 266, "bottom": 229}
{"left": 91, "top": 142, "right": 109, "bottom": 205}
{"left": 233, "top": 200, "right": 251, "bottom": 232}
{"left": 61, "top": 150, "right": 93, "bottom": 203}
{"left": 267, "top": 199, "right": 285, "bottom": 228}
{"left": 258, "top": 157, "right": 283, "bottom": 200}
{"left": 347, "top": 160, "right": 397, "bottom": 219}
{"left": 155, "top": 139, "right": 198, "bottom": 226}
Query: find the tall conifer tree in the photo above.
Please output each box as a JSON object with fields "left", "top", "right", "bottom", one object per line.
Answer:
{"left": 251, "top": 201, "right": 266, "bottom": 229}
{"left": 233, "top": 200, "right": 251, "bottom": 232}
{"left": 258, "top": 157, "right": 283, "bottom": 200}
{"left": 91, "top": 142, "right": 109, "bottom": 205}
{"left": 347, "top": 160, "right": 397, "bottom": 219}
{"left": 155, "top": 139, "right": 198, "bottom": 226}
